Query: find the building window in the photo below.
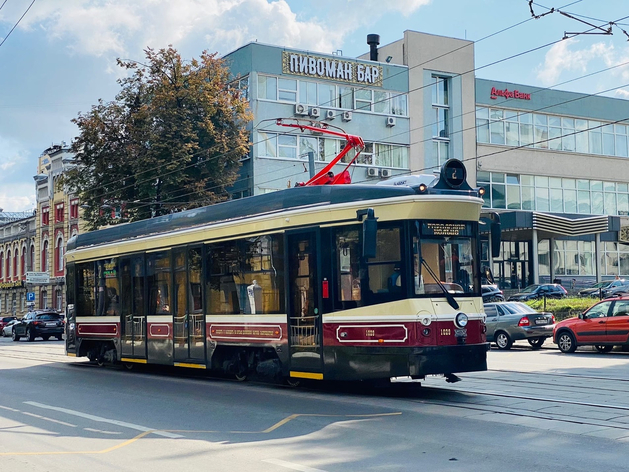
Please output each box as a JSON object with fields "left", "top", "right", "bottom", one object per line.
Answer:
{"left": 20, "top": 248, "right": 25, "bottom": 279}
{"left": 431, "top": 76, "right": 451, "bottom": 170}
{"left": 55, "top": 288, "right": 63, "bottom": 311}
{"left": 70, "top": 199, "right": 79, "bottom": 219}
{"left": 42, "top": 207, "right": 50, "bottom": 226}
{"left": 29, "top": 245, "right": 34, "bottom": 272}
{"left": 476, "top": 106, "right": 629, "bottom": 157}
{"left": 42, "top": 241, "right": 48, "bottom": 272}
{"left": 6, "top": 250, "right": 10, "bottom": 279}
{"left": 55, "top": 235, "right": 64, "bottom": 275}
{"left": 0, "top": 252, "right": 3, "bottom": 280}
{"left": 55, "top": 203, "right": 64, "bottom": 223}
{"left": 13, "top": 250, "right": 18, "bottom": 280}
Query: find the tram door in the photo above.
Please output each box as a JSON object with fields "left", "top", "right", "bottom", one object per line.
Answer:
{"left": 120, "top": 256, "right": 147, "bottom": 359}
{"left": 173, "top": 247, "right": 206, "bottom": 363}
{"left": 287, "top": 230, "right": 323, "bottom": 378}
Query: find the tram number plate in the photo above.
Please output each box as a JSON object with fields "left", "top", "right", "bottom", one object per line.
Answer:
{"left": 454, "top": 329, "right": 467, "bottom": 337}
{"left": 535, "top": 319, "right": 548, "bottom": 325}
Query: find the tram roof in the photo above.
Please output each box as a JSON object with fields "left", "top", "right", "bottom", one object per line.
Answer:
{"left": 68, "top": 183, "right": 420, "bottom": 252}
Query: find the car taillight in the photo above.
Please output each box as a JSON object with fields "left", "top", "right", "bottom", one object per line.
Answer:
{"left": 33, "top": 321, "right": 43, "bottom": 326}
{"left": 518, "top": 317, "right": 530, "bottom": 327}
{"left": 551, "top": 315, "right": 555, "bottom": 323}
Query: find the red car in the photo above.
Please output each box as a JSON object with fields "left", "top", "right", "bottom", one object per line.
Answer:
{"left": 1, "top": 316, "right": 17, "bottom": 330}
{"left": 554, "top": 296, "right": 629, "bottom": 353}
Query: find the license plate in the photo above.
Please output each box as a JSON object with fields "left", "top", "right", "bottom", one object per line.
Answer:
{"left": 46, "top": 322, "right": 56, "bottom": 327}
{"left": 454, "top": 329, "right": 467, "bottom": 336}
{"left": 535, "top": 319, "right": 548, "bottom": 325}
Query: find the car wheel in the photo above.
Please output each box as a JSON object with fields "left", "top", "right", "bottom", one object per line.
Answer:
{"left": 12, "top": 329, "right": 20, "bottom": 342}
{"left": 27, "top": 328, "right": 36, "bottom": 342}
{"left": 56, "top": 334, "right": 63, "bottom": 341}
{"left": 495, "top": 331, "right": 512, "bottom": 350}
{"left": 594, "top": 345, "right": 613, "bottom": 353}
{"left": 528, "top": 337, "right": 545, "bottom": 350}
{"left": 557, "top": 331, "right": 577, "bottom": 353}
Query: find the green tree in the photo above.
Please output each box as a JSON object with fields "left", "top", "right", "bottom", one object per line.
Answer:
{"left": 65, "top": 46, "right": 252, "bottom": 231}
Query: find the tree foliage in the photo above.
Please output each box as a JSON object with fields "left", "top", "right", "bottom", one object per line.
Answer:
{"left": 65, "top": 46, "right": 252, "bottom": 231}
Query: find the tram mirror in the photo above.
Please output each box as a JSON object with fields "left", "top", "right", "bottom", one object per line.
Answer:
{"left": 363, "top": 218, "right": 377, "bottom": 259}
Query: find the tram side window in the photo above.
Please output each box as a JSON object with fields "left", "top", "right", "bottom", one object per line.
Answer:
{"left": 66, "top": 264, "right": 75, "bottom": 307}
{"left": 207, "top": 235, "right": 284, "bottom": 315}
{"left": 94, "top": 258, "right": 120, "bottom": 316}
{"left": 207, "top": 241, "right": 242, "bottom": 314}
{"left": 147, "top": 251, "right": 171, "bottom": 315}
{"left": 366, "top": 227, "right": 402, "bottom": 296}
{"left": 335, "top": 228, "right": 362, "bottom": 304}
{"left": 76, "top": 262, "right": 95, "bottom": 316}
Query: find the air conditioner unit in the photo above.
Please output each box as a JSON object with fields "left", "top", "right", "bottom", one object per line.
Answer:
{"left": 380, "top": 168, "right": 392, "bottom": 178}
{"left": 342, "top": 111, "right": 353, "bottom": 122}
{"left": 325, "top": 109, "right": 335, "bottom": 120}
{"left": 294, "top": 103, "right": 308, "bottom": 116}
{"left": 386, "top": 116, "right": 396, "bottom": 127}
{"left": 367, "top": 167, "right": 379, "bottom": 177}
{"left": 309, "top": 107, "right": 321, "bottom": 118}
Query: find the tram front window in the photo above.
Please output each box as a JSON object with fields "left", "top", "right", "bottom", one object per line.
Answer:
{"left": 414, "top": 234, "right": 478, "bottom": 296}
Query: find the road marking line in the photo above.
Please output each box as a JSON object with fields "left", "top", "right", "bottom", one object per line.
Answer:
{"left": 22, "top": 411, "right": 77, "bottom": 427}
{"left": 262, "top": 458, "right": 327, "bottom": 472}
{"left": 262, "top": 412, "right": 402, "bottom": 433}
{"left": 23, "top": 401, "right": 183, "bottom": 438}
{"left": 0, "top": 405, "right": 20, "bottom": 412}
{"left": 84, "top": 428, "right": 122, "bottom": 435}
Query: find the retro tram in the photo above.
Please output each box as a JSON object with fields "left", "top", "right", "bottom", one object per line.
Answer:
{"left": 65, "top": 121, "right": 496, "bottom": 385}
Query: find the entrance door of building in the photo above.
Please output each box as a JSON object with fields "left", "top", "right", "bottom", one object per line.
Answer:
{"left": 287, "top": 230, "right": 323, "bottom": 380}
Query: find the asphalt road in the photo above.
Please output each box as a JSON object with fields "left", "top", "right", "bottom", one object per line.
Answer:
{"left": 1, "top": 336, "right": 629, "bottom": 471}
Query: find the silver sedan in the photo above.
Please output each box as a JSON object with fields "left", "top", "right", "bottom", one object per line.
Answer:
{"left": 2, "top": 319, "right": 19, "bottom": 337}
{"left": 484, "top": 301, "right": 555, "bottom": 350}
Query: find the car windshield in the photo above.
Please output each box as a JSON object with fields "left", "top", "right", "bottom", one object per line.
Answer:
{"left": 520, "top": 285, "right": 540, "bottom": 293}
{"left": 590, "top": 281, "right": 610, "bottom": 289}
{"left": 36, "top": 314, "right": 61, "bottom": 320}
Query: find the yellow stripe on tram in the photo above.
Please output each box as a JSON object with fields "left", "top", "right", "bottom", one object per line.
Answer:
{"left": 174, "top": 362, "right": 207, "bottom": 369}
{"left": 121, "top": 358, "right": 148, "bottom": 364}
{"left": 289, "top": 371, "right": 323, "bottom": 380}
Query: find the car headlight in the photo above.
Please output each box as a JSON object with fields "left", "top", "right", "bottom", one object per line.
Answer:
{"left": 454, "top": 312, "right": 468, "bottom": 328}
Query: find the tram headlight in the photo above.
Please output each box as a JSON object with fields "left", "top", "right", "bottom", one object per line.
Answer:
{"left": 69, "top": 323, "right": 75, "bottom": 331}
{"left": 454, "top": 312, "right": 468, "bottom": 328}
{"left": 420, "top": 317, "right": 431, "bottom": 326}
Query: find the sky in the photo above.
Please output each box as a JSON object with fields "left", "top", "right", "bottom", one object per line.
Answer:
{"left": 1, "top": 0, "right": 628, "bottom": 212}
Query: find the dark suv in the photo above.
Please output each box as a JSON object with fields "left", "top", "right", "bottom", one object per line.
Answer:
{"left": 12, "top": 311, "right": 64, "bottom": 342}
{"left": 508, "top": 284, "right": 567, "bottom": 301}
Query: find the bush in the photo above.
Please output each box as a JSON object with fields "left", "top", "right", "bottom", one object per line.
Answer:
{"left": 524, "top": 297, "right": 597, "bottom": 321}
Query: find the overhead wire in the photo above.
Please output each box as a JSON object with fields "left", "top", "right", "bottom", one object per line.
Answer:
{"left": 0, "top": 0, "right": 35, "bottom": 49}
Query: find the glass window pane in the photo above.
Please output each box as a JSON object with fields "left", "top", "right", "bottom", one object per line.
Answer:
{"left": 521, "top": 175, "right": 534, "bottom": 186}
{"left": 534, "top": 123, "right": 548, "bottom": 149}
{"left": 615, "top": 135, "right": 627, "bottom": 157}
{"left": 551, "top": 188, "right": 563, "bottom": 212}
{"left": 318, "top": 83, "right": 336, "bottom": 107}
{"left": 548, "top": 127, "right": 562, "bottom": 150}
{"left": 258, "top": 132, "right": 277, "bottom": 157}
{"left": 549, "top": 177, "right": 562, "bottom": 188}
{"left": 605, "top": 192, "right": 617, "bottom": 215}
{"left": 603, "top": 132, "right": 615, "bottom": 156}
{"left": 477, "top": 171, "right": 490, "bottom": 182}
{"left": 549, "top": 116, "right": 561, "bottom": 127}
{"left": 562, "top": 133, "right": 575, "bottom": 152}
{"left": 476, "top": 107, "right": 489, "bottom": 119}
{"left": 562, "top": 178, "right": 576, "bottom": 189}
{"left": 492, "top": 184, "right": 506, "bottom": 209}
{"left": 618, "top": 193, "right": 629, "bottom": 214}
{"left": 536, "top": 187, "right": 549, "bottom": 211}
{"left": 492, "top": 173, "right": 505, "bottom": 183}
{"left": 575, "top": 129, "right": 588, "bottom": 153}
{"left": 591, "top": 180, "right": 602, "bottom": 191}
{"left": 477, "top": 119, "right": 489, "bottom": 143}
{"left": 578, "top": 190, "right": 591, "bottom": 213}
{"left": 534, "top": 114, "right": 547, "bottom": 126}
{"left": 535, "top": 175, "right": 549, "bottom": 187}
{"left": 490, "top": 109, "right": 503, "bottom": 120}
{"left": 564, "top": 189, "right": 577, "bottom": 213}
{"left": 520, "top": 123, "right": 533, "bottom": 146}
{"left": 522, "top": 186, "right": 534, "bottom": 210}
{"left": 519, "top": 113, "right": 532, "bottom": 124}
{"left": 506, "top": 186, "right": 520, "bottom": 209}
{"left": 562, "top": 117, "right": 575, "bottom": 128}
{"left": 577, "top": 179, "right": 590, "bottom": 190}
{"left": 258, "top": 75, "right": 277, "bottom": 100}
{"left": 391, "top": 93, "right": 407, "bottom": 116}
{"left": 373, "top": 91, "right": 389, "bottom": 114}
{"left": 490, "top": 120, "right": 505, "bottom": 144}
{"left": 506, "top": 174, "right": 519, "bottom": 185}
{"left": 505, "top": 121, "right": 519, "bottom": 146}
{"left": 590, "top": 131, "right": 602, "bottom": 154}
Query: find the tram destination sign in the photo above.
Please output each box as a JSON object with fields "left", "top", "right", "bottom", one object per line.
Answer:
{"left": 421, "top": 222, "right": 472, "bottom": 237}
{"left": 25, "top": 271, "right": 50, "bottom": 284}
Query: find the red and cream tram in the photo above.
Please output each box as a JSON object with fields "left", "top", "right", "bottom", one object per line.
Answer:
{"left": 65, "top": 123, "right": 495, "bottom": 384}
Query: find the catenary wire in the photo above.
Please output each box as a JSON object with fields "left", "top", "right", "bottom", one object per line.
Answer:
{"left": 0, "top": 0, "right": 35, "bottom": 49}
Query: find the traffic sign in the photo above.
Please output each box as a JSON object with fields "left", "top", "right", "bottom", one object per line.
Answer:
{"left": 25, "top": 272, "right": 50, "bottom": 284}
{"left": 26, "top": 292, "right": 35, "bottom": 302}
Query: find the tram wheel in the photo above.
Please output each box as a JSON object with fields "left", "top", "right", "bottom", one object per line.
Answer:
{"left": 594, "top": 345, "right": 613, "bottom": 353}
{"left": 495, "top": 331, "right": 512, "bottom": 350}
{"left": 527, "top": 337, "right": 545, "bottom": 350}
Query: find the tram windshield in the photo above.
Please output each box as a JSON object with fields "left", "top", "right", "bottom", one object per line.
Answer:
{"left": 414, "top": 221, "right": 479, "bottom": 297}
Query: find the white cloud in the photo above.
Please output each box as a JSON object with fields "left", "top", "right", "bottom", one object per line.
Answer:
{"left": 0, "top": 136, "right": 36, "bottom": 212}
{"left": 535, "top": 39, "right": 614, "bottom": 85}
{"left": 12, "top": 0, "right": 431, "bottom": 58}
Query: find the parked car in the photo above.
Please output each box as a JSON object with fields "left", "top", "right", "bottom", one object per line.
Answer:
{"left": 1, "top": 315, "right": 17, "bottom": 330}
{"left": 601, "top": 280, "right": 629, "bottom": 298}
{"left": 484, "top": 301, "right": 555, "bottom": 350}
{"left": 578, "top": 280, "right": 626, "bottom": 298}
{"left": 482, "top": 284, "right": 504, "bottom": 303}
{"left": 605, "top": 284, "right": 629, "bottom": 299}
{"left": 508, "top": 283, "right": 567, "bottom": 301}
{"left": 2, "top": 319, "right": 20, "bottom": 337}
{"left": 554, "top": 296, "right": 629, "bottom": 353}
{"left": 12, "top": 311, "right": 64, "bottom": 342}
